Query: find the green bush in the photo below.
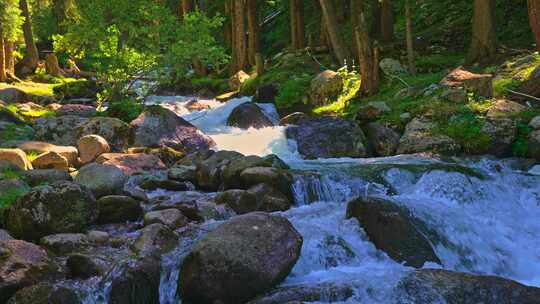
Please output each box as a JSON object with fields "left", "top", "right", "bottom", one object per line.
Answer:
{"left": 438, "top": 111, "right": 491, "bottom": 154}
{"left": 53, "top": 80, "right": 99, "bottom": 100}
{"left": 104, "top": 98, "right": 143, "bottom": 123}
{"left": 275, "top": 76, "right": 312, "bottom": 109}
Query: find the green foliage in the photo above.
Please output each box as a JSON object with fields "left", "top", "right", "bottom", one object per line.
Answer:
{"left": 0, "top": 0, "right": 23, "bottom": 42}
{"left": 438, "top": 111, "right": 491, "bottom": 154}
{"left": 493, "top": 78, "right": 521, "bottom": 98}
{"left": 275, "top": 76, "right": 312, "bottom": 109}
{"left": 513, "top": 123, "right": 531, "bottom": 157}
{"left": 1, "top": 167, "right": 21, "bottom": 180}
{"left": 53, "top": 79, "right": 99, "bottom": 100}
{"left": 190, "top": 76, "right": 229, "bottom": 94}
{"left": 104, "top": 98, "right": 142, "bottom": 123}
{"left": 314, "top": 66, "right": 361, "bottom": 115}
{"left": 415, "top": 53, "right": 464, "bottom": 73}
{"left": 0, "top": 187, "right": 27, "bottom": 210}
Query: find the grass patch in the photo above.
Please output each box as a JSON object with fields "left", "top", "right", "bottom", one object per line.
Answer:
{"left": 0, "top": 187, "right": 28, "bottom": 210}
{"left": 275, "top": 76, "right": 312, "bottom": 110}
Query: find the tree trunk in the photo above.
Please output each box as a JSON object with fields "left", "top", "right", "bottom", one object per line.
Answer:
{"left": 466, "top": 0, "right": 497, "bottom": 64}
{"left": 380, "top": 0, "right": 394, "bottom": 42}
{"left": 45, "top": 53, "right": 64, "bottom": 77}
{"left": 18, "top": 0, "right": 40, "bottom": 76}
{"left": 180, "top": 0, "right": 193, "bottom": 16}
{"left": 319, "top": 0, "right": 351, "bottom": 65}
{"left": 224, "top": 1, "right": 233, "bottom": 49}
{"left": 528, "top": 0, "right": 540, "bottom": 52}
{"left": 355, "top": 13, "right": 379, "bottom": 96}
{"left": 5, "top": 42, "right": 15, "bottom": 76}
{"left": 247, "top": 0, "right": 259, "bottom": 66}
{"left": 231, "top": 0, "right": 248, "bottom": 73}
{"left": 290, "top": 0, "right": 305, "bottom": 49}
{"left": 405, "top": 0, "right": 416, "bottom": 75}
{"left": 0, "top": 36, "right": 6, "bottom": 82}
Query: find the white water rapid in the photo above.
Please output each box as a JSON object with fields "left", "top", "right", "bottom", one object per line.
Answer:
{"left": 87, "top": 96, "right": 540, "bottom": 303}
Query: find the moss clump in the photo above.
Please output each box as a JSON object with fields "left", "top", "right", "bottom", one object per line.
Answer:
{"left": 53, "top": 79, "right": 99, "bottom": 100}
{"left": 275, "top": 76, "right": 312, "bottom": 110}
{"left": 104, "top": 98, "right": 142, "bottom": 123}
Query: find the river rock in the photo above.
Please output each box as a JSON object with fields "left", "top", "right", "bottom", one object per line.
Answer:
{"left": 39, "top": 233, "right": 90, "bottom": 255}
{"left": 195, "top": 150, "right": 244, "bottom": 190}
{"left": 74, "top": 163, "right": 128, "bottom": 198}
{"left": 132, "top": 223, "right": 178, "bottom": 257}
{"left": 515, "top": 65, "right": 540, "bottom": 102}
{"left": 139, "top": 178, "right": 192, "bottom": 191}
{"left": 227, "top": 102, "right": 274, "bottom": 129}
{"left": 16, "top": 141, "right": 78, "bottom": 166}
{"left": 440, "top": 66, "right": 493, "bottom": 98}
{"left": 248, "top": 282, "right": 354, "bottom": 304}
{"left": 309, "top": 70, "right": 343, "bottom": 106}
{"left": 0, "top": 148, "right": 32, "bottom": 170}
{"left": 66, "top": 253, "right": 101, "bottom": 279}
{"left": 481, "top": 117, "right": 517, "bottom": 157}
{"left": 529, "top": 115, "right": 540, "bottom": 130}
{"left": 397, "top": 117, "right": 461, "bottom": 155}
{"left": 286, "top": 117, "right": 368, "bottom": 159}
{"left": 128, "top": 146, "right": 185, "bottom": 167}
{"left": 168, "top": 165, "right": 197, "bottom": 182}
{"left": 398, "top": 269, "right": 540, "bottom": 303}
{"left": 130, "top": 105, "right": 215, "bottom": 153}
{"left": 144, "top": 209, "right": 189, "bottom": 229}
{"left": 56, "top": 104, "right": 97, "bottom": 117}
{"left": 365, "top": 122, "right": 400, "bottom": 156}
{"left": 87, "top": 230, "right": 110, "bottom": 244}
{"left": 279, "top": 112, "right": 309, "bottom": 126}
{"left": 215, "top": 190, "right": 258, "bottom": 214}
{"left": 6, "top": 181, "right": 97, "bottom": 242}
{"left": 31, "top": 151, "right": 69, "bottom": 171}
{"left": 247, "top": 183, "right": 293, "bottom": 212}
{"left": 441, "top": 87, "right": 468, "bottom": 103}
{"left": 0, "top": 240, "right": 54, "bottom": 303}
{"left": 6, "top": 283, "right": 80, "bottom": 304}
{"left": 78, "top": 134, "right": 111, "bottom": 164}
{"left": 97, "top": 195, "right": 142, "bottom": 224}
{"left": 357, "top": 101, "right": 391, "bottom": 122}
{"left": 253, "top": 83, "right": 279, "bottom": 103}
{"left": 108, "top": 256, "right": 162, "bottom": 304}
{"left": 346, "top": 196, "right": 440, "bottom": 268}
{"left": 486, "top": 99, "right": 526, "bottom": 119}
{"left": 0, "top": 87, "right": 29, "bottom": 103}
{"left": 229, "top": 70, "right": 250, "bottom": 91}
{"left": 95, "top": 153, "right": 166, "bottom": 175}
{"left": 77, "top": 117, "right": 131, "bottom": 152}
{"left": 179, "top": 212, "right": 303, "bottom": 304}
{"left": 22, "top": 169, "right": 72, "bottom": 187}
{"left": 529, "top": 130, "right": 540, "bottom": 160}
{"left": 34, "top": 115, "right": 88, "bottom": 146}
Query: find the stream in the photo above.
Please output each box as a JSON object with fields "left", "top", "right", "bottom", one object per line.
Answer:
{"left": 84, "top": 95, "right": 540, "bottom": 303}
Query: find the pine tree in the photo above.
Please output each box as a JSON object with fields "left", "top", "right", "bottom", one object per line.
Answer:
{"left": 528, "top": 0, "right": 540, "bottom": 52}
{"left": 467, "top": 0, "right": 497, "bottom": 64}
{"left": 0, "top": 0, "right": 23, "bottom": 81}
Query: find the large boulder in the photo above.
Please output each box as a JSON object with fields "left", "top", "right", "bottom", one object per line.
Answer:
{"left": 0, "top": 148, "right": 32, "bottom": 170}
{"left": 6, "top": 181, "right": 97, "bottom": 242}
{"left": 39, "top": 233, "right": 90, "bottom": 255}
{"left": 440, "top": 66, "right": 493, "bottom": 98}
{"left": 0, "top": 88, "right": 30, "bottom": 103}
{"left": 226, "top": 103, "right": 274, "bottom": 129}
{"left": 22, "top": 169, "right": 72, "bottom": 187}
{"left": 31, "top": 151, "right": 69, "bottom": 171}
{"left": 34, "top": 115, "right": 88, "bottom": 146}
{"left": 398, "top": 269, "right": 540, "bottom": 303}
{"left": 529, "top": 130, "right": 540, "bottom": 160}
{"left": 481, "top": 117, "right": 517, "bottom": 157}
{"left": 130, "top": 106, "right": 215, "bottom": 153}
{"left": 357, "top": 101, "right": 391, "bottom": 122}
{"left": 107, "top": 256, "right": 162, "bottom": 304}
{"left": 95, "top": 153, "right": 166, "bottom": 175}
{"left": 179, "top": 212, "right": 303, "bottom": 304}
{"left": 17, "top": 141, "right": 78, "bottom": 166}
{"left": 56, "top": 104, "right": 97, "bottom": 117}
{"left": 97, "top": 195, "right": 142, "bottom": 224}
{"left": 74, "top": 163, "right": 127, "bottom": 198}
{"left": 515, "top": 65, "right": 540, "bottom": 102}
{"left": 346, "top": 196, "right": 440, "bottom": 268}
{"left": 78, "top": 134, "right": 110, "bottom": 164}
{"left": 397, "top": 117, "right": 461, "bottom": 155}
{"left": 365, "top": 122, "right": 400, "bottom": 156}
{"left": 247, "top": 183, "right": 293, "bottom": 212}
{"left": 6, "top": 283, "right": 80, "bottom": 304}
{"left": 215, "top": 190, "right": 258, "bottom": 214}
{"left": 486, "top": 99, "right": 526, "bottom": 119}
{"left": 0, "top": 240, "right": 54, "bottom": 303}
{"left": 77, "top": 117, "right": 131, "bottom": 152}
{"left": 286, "top": 117, "right": 368, "bottom": 159}
{"left": 143, "top": 209, "right": 189, "bottom": 229}
{"left": 309, "top": 70, "right": 343, "bottom": 107}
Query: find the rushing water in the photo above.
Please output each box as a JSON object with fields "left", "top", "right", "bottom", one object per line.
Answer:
{"left": 82, "top": 96, "right": 540, "bottom": 303}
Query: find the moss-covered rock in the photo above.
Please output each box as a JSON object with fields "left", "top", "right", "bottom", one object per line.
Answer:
{"left": 74, "top": 163, "right": 127, "bottom": 198}
{"left": 6, "top": 181, "right": 97, "bottom": 242}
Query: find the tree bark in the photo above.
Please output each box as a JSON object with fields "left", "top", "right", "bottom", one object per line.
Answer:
{"left": 528, "top": 0, "right": 540, "bottom": 52}
{"left": 4, "top": 42, "right": 15, "bottom": 76}
{"left": 319, "top": 0, "right": 351, "bottom": 65}
{"left": 18, "top": 0, "right": 40, "bottom": 76}
{"left": 247, "top": 0, "right": 259, "bottom": 66}
{"left": 180, "top": 0, "right": 193, "bottom": 16}
{"left": 466, "top": 0, "right": 497, "bottom": 64}
{"left": 231, "top": 0, "right": 248, "bottom": 73}
{"left": 0, "top": 36, "right": 6, "bottom": 82}
{"left": 405, "top": 0, "right": 416, "bottom": 75}
{"left": 355, "top": 13, "right": 379, "bottom": 96}
{"left": 290, "top": 0, "right": 305, "bottom": 49}
{"left": 45, "top": 53, "right": 65, "bottom": 77}
{"left": 224, "top": 0, "right": 233, "bottom": 49}
{"left": 380, "top": 0, "right": 394, "bottom": 42}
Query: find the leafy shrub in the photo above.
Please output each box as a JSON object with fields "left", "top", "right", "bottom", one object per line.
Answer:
{"left": 275, "top": 76, "right": 312, "bottom": 109}
{"left": 512, "top": 122, "right": 531, "bottom": 157}
{"left": 104, "top": 98, "right": 143, "bottom": 123}
{"left": 439, "top": 111, "right": 491, "bottom": 154}
{"left": 53, "top": 80, "right": 99, "bottom": 100}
